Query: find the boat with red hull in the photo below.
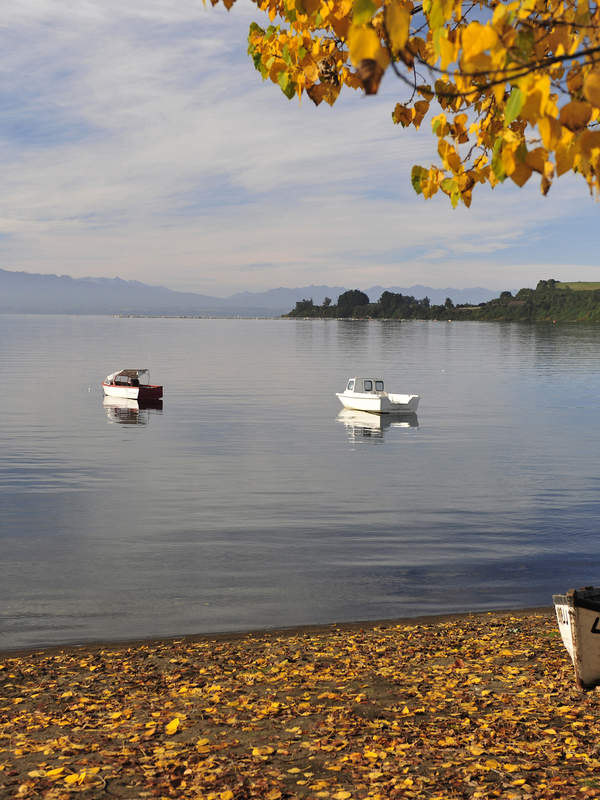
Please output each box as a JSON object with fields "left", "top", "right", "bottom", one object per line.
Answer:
{"left": 102, "top": 368, "right": 163, "bottom": 402}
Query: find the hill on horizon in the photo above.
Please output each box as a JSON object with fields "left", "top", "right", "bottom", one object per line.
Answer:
{"left": 0, "top": 268, "right": 501, "bottom": 316}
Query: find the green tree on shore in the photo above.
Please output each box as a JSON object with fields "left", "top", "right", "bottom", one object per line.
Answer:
{"left": 337, "top": 289, "right": 370, "bottom": 316}
{"left": 286, "top": 280, "right": 600, "bottom": 321}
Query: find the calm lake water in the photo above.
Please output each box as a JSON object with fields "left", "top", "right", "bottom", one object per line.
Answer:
{"left": 2, "top": 314, "right": 600, "bottom": 650}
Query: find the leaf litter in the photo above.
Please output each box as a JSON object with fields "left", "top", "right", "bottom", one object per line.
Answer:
{"left": 2, "top": 610, "right": 599, "bottom": 799}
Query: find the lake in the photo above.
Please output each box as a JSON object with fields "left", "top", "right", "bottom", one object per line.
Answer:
{"left": 1, "top": 314, "right": 599, "bottom": 650}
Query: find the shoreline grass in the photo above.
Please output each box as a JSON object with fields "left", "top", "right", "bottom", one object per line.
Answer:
{"left": 3, "top": 607, "right": 600, "bottom": 800}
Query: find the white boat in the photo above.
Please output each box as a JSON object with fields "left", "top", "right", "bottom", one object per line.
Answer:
{"left": 102, "top": 368, "right": 163, "bottom": 402}
{"left": 553, "top": 587, "right": 600, "bottom": 690}
{"left": 336, "top": 377, "right": 419, "bottom": 414}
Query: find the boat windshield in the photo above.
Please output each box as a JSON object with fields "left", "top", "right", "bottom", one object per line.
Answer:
{"left": 105, "top": 369, "right": 150, "bottom": 386}
{"left": 375, "top": 380, "right": 384, "bottom": 391}
{"left": 347, "top": 379, "right": 355, "bottom": 391}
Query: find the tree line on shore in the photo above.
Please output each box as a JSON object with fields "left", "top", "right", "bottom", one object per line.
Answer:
{"left": 285, "top": 280, "right": 600, "bottom": 322}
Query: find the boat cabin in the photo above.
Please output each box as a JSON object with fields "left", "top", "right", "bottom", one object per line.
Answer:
{"left": 104, "top": 368, "right": 150, "bottom": 387}
{"left": 345, "top": 377, "right": 385, "bottom": 394}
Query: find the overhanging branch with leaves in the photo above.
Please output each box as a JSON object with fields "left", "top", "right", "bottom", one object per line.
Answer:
{"left": 210, "top": 0, "right": 600, "bottom": 205}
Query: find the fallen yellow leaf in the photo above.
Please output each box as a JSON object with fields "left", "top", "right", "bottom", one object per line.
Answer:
{"left": 46, "top": 767, "right": 65, "bottom": 780}
{"left": 165, "top": 717, "right": 180, "bottom": 735}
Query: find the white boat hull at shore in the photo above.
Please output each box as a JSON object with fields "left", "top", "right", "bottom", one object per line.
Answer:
{"left": 553, "top": 587, "right": 600, "bottom": 690}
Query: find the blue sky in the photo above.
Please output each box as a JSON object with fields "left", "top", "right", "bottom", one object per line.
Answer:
{"left": 1, "top": 0, "right": 599, "bottom": 296}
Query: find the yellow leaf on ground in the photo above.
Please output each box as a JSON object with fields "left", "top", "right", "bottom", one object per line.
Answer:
{"left": 165, "top": 717, "right": 180, "bottom": 735}
{"left": 65, "top": 772, "right": 86, "bottom": 785}
{"left": 252, "top": 745, "right": 275, "bottom": 756}
{"left": 484, "top": 758, "right": 500, "bottom": 769}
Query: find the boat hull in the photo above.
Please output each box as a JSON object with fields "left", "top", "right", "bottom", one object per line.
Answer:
{"left": 102, "top": 383, "right": 163, "bottom": 401}
{"left": 553, "top": 587, "right": 600, "bottom": 690}
{"left": 336, "top": 392, "right": 419, "bottom": 414}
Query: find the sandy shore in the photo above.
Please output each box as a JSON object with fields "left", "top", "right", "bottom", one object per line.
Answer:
{"left": 0, "top": 607, "right": 554, "bottom": 659}
{"left": 3, "top": 607, "right": 600, "bottom": 799}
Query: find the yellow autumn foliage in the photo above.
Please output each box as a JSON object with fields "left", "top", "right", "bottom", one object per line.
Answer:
{"left": 217, "top": 0, "right": 600, "bottom": 203}
{"left": 165, "top": 717, "right": 180, "bottom": 734}
{"left": 3, "top": 612, "right": 600, "bottom": 799}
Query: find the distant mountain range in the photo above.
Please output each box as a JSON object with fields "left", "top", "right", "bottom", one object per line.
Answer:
{"left": 0, "top": 268, "right": 501, "bottom": 316}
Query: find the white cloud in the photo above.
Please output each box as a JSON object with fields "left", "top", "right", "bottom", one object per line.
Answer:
{"left": 0, "top": 0, "right": 599, "bottom": 294}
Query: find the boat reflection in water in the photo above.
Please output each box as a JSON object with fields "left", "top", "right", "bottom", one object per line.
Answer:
{"left": 103, "top": 396, "right": 163, "bottom": 425}
{"left": 336, "top": 408, "right": 418, "bottom": 444}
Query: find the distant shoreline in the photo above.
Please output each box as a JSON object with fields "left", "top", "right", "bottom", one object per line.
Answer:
{"left": 0, "top": 311, "right": 586, "bottom": 323}
{"left": 285, "top": 280, "right": 600, "bottom": 322}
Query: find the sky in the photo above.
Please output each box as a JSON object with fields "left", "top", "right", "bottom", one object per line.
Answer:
{"left": 1, "top": 0, "right": 600, "bottom": 296}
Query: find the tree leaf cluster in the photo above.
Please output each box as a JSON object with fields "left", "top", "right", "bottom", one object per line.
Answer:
{"left": 212, "top": 0, "right": 600, "bottom": 204}
{"left": 2, "top": 611, "right": 600, "bottom": 799}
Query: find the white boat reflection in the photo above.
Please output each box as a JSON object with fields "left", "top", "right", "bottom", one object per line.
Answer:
{"left": 103, "top": 396, "right": 163, "bottom": 425}
{"left": 336, "top": 408, "right": 418, "bottom": 444}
